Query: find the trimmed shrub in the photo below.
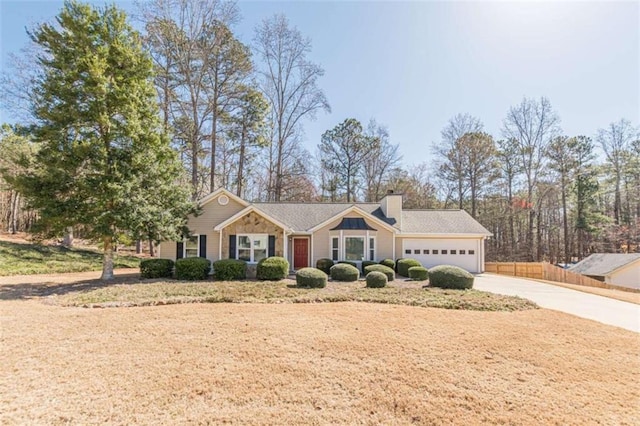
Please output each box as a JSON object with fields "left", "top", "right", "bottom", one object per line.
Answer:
{"left": 394, "top": 258, "right": 403, "bottom": 272}
{"left": 379, "top": 258, "right": 395, "bottom": 269}
{"left": 316, "top": 258, "right": 334, "bottom": 275}
{"left": 330, "top": 263, "right": 359, "bottom": 282}
{"left": 366, "top": 271, "right": 387, "bottom": 288}
{"left": 175, "top": 257, "right": 211, "bottom": 281}
{"left": 337, "top": 260, "right": 358, "bottom": 270}
{"left": 140, "top": 258, "right": 174, "bottom": 279}
{"left": 364, "top": 264, "right": 395, "bottom": 281}
{"left": 296, "top": 267, "right": 327, "bottom": 288}
{"left": 257, "top": 256, "right": 289, "bottom": 280}
{"left": 213, "top": 259, "right": 247, "bottom": 281}
{"left": 429, "top": 265, "right": 474, "bottom": 289}
{"left": 361, "top": 260, "right": 377, "bottom": 271}
{"left": 408, "top": 266, "right": 429, "bottom": 281}
{"left": 397, "top": 258, "right": 422, "bottom": 277}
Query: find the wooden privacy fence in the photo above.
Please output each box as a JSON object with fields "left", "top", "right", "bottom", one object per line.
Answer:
{"left": 485, "top": 262, "right": 639, "bottom": 293}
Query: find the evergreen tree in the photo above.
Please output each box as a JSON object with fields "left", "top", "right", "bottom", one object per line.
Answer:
{"left": 319, "top": 118, "right": 379, "bottom": 202}
{"left": 14, "top": 1, "right": 193, "bottom": 279}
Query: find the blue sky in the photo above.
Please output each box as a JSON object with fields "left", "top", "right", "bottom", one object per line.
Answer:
{"left": 1, "top": 0, "right": 638, "bottom": 166}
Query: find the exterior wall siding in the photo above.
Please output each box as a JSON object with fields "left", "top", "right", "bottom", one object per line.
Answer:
{"left": 608, "top": 262, "right": 640, "bottom": 289}
{"left": 158, "top": 194, "right": 245, "bottom": 262}
{"left": 311, "top": 214, "right": 394, "bottom": 265}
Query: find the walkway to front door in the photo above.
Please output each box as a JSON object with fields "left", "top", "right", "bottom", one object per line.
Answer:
{"left": 293, "top": 238, "right": 309, "bottom": 269}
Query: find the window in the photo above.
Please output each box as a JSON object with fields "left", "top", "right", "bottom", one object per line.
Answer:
{"left": 237, "top": 234, "right": 268, "bottom": 263}
{"left": 414, "top": 249, "right": 421, "bottom": 255}
{"left": 184, "top": 235, "right": 199, "bottom": 258}
{"left": 432, "top": 250, "right": 439, "bottom": 255}
{"left": 468, "top": 249, "right": 475, "bottom": 255}
{"left": 369, "top": 237, "right": 375, "bottom": 261}
{"left": 424, "top": 249, "right": 430, "bottom": 255}
{"left": 331, "top": 237, "right": 339, "bottom": 261}
{"left": 451, "top": 250, "right": 457, "bottom": 255}
{"left": 405, "top": 249, "right": 411, "bottom": 255}
{"left": 345, "top": 237, "right": 365, "bottom": 261}
{"left": 442, "top": 250, "right": 448, "bottom": 255}
{"left": 460, "top": 250, "right": 466, "bottom": 255}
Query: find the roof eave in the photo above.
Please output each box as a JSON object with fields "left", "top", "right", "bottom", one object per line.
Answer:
{"left": 398, "top": 232, "right": 492, "bottom": 238}
{"left": 307, "top": 205, "right": 398, "bottom": 233}
{"left": 213, "top": 205, "right": 294, "bottom": 233}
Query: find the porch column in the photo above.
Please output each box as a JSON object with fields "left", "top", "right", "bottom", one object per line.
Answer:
{"left": 283, "top": 232, "right": 288, "bottom": 261}
{"left": 392, "top": 235, "right": 396, "bottom": 261}
{"left": 366, "top": 230, "right": 370, "bottom": 261}
{"left": 310, "top": 234, "right": 314, "bottom": 268}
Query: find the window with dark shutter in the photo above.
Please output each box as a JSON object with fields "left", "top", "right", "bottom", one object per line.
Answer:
{"left": 176, "top": 241, "right": 184, "bottom": 259}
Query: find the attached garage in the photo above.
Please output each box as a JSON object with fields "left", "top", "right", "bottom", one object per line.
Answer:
{"left": 401, "top": 238, "right": 483, "bottom": 273}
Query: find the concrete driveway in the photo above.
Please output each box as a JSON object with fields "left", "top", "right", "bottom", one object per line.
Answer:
{"left": 474, "top": 274, "right": 640, "bottom": 333}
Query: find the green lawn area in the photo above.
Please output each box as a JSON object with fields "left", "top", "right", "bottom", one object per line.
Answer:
{"left": 56, "top": 279, "right": 538, "bottom": 312}
{"left": 0, "top": 240, "right": 140, "bottom": 276}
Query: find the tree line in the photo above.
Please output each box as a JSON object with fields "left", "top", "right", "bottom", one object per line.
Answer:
{"left": 0, "top": 0, "right": 638, "bottom": 268}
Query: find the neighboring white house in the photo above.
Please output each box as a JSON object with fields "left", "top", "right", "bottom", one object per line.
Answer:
{"left": 569, "top": 253, "right": 640, "bottom": 290}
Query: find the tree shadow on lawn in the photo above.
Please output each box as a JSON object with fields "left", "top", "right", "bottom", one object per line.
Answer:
{"left": 0, "top": 271, "right": 147, "bottom": 301}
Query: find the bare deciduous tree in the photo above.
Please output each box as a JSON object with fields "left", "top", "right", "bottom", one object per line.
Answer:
{"left": 436, "top": 114, "right": 484, "bottom": 209}
{"left": 596, "top": 118, "right": 638, "bottom": 225}
{"left": 254, "top": 14, "right": 330, "bottom": 201}
{"left": 139, "top": 0, "right": 243, "bottom": 199}
{"left": 502, "top": 96, "right": 560, "bottom": 260}
{"left": 362, "top": 119, "right": 401, "bottom": 202}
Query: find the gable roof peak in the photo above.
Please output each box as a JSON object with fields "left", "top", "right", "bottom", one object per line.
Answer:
{"left": 198, "top": 188, "right": 249, "bottom": 208}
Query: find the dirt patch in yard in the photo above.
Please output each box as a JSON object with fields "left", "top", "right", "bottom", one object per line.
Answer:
{"left": 1, "top": 299, "right": 638, "bottom": 425}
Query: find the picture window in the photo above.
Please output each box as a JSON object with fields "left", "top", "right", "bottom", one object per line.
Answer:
{"left": 237, "top": 234, "right": 267, "bottom": 263}
{"left": 345, "top": 237, "right": 364, "bottom": 261}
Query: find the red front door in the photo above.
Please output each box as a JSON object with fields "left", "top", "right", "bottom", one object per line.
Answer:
{"left": 293, "top": 238, "right": 309, "bottom": 269}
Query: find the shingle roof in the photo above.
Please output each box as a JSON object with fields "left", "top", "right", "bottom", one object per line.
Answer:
{"left": 253, "top": 202, "right": 490, "bottom": 235}
{"left": 253, "top": 203, "right": 389, "bottom": 232}
{"left": 569, "top": 253, "right": 640, "bottom": 276}
{"left": 401, "top": 210, "right": 492, "bottom": 235}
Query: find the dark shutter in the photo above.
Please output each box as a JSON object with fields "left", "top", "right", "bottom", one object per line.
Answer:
{"left": 176, "top": 241, "right": 183, "bottom": 259}
{"left": 229, "top": 235, "right": 236, "bottom": 259}
{"left": 268, "top": 235, "right": 276, "bottom": 257}
{"left": 199, "top": 235, "right": 207, "bottom": 258}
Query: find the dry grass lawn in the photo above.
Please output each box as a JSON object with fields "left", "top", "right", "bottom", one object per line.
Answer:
{"left": 1, "top": 296, "right": 639, "bottom": 424}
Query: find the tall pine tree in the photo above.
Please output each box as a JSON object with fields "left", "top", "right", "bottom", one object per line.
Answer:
{"left": 15, "top": 1, "right": 193, "bottom": 279}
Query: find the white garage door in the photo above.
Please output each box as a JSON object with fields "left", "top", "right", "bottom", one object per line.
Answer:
{"left": 402, "top": 239, "right": 480, "bottom": 273}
